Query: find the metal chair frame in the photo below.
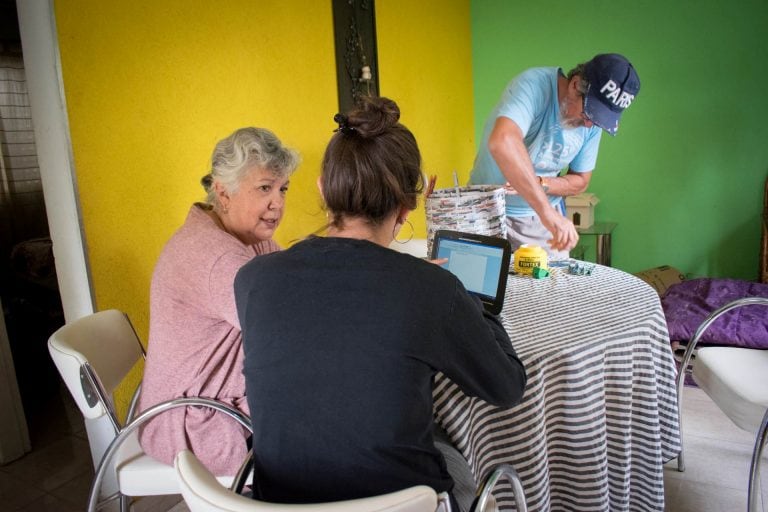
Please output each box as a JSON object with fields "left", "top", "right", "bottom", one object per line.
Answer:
{"left": 674, "top": 297, "right": 768, "bottom": 512}
{"left": 748, "top": 407, "right": 768, "bottom": 512}
{"left": 472, "top": 463, "right": 528, "bottom": 512}
{"left": 48, "top": 310, "right": 253, "bottom": 512}
{"left": 86, "top": 393, "right": 253, "bottom": 512}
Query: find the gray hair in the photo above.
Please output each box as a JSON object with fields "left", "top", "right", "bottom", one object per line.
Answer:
{"left": 201, "top": 127, "right": 300, "bottom": 207}
{"left": 566, "top": 63, "right": 590, "bottom": 95}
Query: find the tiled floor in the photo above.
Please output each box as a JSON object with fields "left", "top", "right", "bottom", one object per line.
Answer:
{"left": 0, "top": 383, "right": 184, "bottom": 512}
{"left": 0, "top": 384, "right": 93, "bottom": 511}
{"left": 1, "top": 383, "right": 765, "bottom": 511}
{"left": 664, "top": 385, "right": 767, "bottom": 512}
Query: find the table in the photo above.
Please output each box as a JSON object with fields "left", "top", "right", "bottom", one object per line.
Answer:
{"left": 576, "top": 222, "right": 616, "bottom": 266}
{"left": 433, "top": 264, "right": 681, "bottom": 511}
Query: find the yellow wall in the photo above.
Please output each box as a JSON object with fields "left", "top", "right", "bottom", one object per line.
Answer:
{"left": 53, "top": 0, "right": 474, "bottom": 408}
{"left": 376, "top": 1, "right": 476, "bottom": 236}
{"left": 54, "top": 0, "right": 337, "bottom": 335}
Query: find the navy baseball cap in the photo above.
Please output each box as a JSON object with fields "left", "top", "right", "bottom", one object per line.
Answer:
{"left": 583, "top": 54, "right": 640, "bottom": 136}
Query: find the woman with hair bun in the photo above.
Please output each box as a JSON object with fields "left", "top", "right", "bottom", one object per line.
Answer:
{"left": 138, "top": 127, "right": 299, "bottom": 476}
{"left": 235, "top": 97, "right": 526, "bottom": 511}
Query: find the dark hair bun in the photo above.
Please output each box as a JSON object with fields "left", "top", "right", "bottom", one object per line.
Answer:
{"left": 200, "top": 173, "right": 214, "bottom": 192}
{"left": 347, "top": 96, "right": 400, "bottom": 138}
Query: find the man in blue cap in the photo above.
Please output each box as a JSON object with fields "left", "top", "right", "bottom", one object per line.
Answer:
{"left": 469, "top": 53, "right": 641, "bottom": 259}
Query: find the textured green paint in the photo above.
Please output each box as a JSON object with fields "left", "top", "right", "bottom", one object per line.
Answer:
{"left": 470, "top": 0, "right": 768, "bottom": 279}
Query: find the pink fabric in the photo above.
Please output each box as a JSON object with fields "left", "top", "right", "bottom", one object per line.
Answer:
{"left": 137, "top": 204, "right": 279, "bottom": 475}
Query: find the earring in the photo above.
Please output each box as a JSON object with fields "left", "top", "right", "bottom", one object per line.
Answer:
{"left": 393, "top": 219, "right": 414, "bottom": 244}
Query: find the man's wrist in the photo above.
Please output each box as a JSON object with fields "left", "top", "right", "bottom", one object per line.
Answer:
{"left": 538, "top": 175, "right": 550, "bottom": 192}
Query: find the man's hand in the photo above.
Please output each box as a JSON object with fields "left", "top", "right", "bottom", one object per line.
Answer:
{"left": 540, "top": 209, "right": 579, "bottom": 251}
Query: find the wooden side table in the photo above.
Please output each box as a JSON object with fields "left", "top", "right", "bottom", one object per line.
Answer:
{"left": 576, "top": 221, "right": 617, "bottom": 266}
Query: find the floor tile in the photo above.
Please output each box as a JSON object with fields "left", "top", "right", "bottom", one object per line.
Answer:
{"left": 0, "top": 470, "right": 45, "bottom": 510}
{"left": 763, "top": 481, "right": 767, "bottom": 512}
{"left": 167, "top": 500, "right": 191, "bottom": 512}
{"left": 677, "top": 386, "right": 754, "bottom": 444}
{"left": 664, "top": 478, "right": 753, "bottom": 512}
{"left": 665, "top": 384, "right": 767, "bottom": 512}
{"left": 48, "top": 466, "right": 95, "bottom": 509}
{"left": 131, "top": 494, "right": 186, "bottom": 512}
{"left": 665, "top": 433, "right": 755, "bottom": 489}
{"left": 1, "top": 435, "right": 92, "bottom": 492}
{"left": 17, "top": 492, "right": 82, "bottom": 512}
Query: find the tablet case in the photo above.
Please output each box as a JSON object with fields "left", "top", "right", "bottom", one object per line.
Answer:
{"left": 430, "top": 230, "right": 511, "bottom": 315}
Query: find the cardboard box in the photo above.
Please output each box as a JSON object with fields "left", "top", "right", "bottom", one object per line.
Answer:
{"left": 634, "top": 265, "right": 686, "bottom": 296}
{"left": 565, "top": 193, "right": 600, "bottom": 229}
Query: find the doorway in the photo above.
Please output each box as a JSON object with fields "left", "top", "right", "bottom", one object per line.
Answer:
{"left": 0, "top": 0, "right": 67, "bottom": 457}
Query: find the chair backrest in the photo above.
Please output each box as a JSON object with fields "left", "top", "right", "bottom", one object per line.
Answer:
{"left": 48, "top": 309, "right": 144, "bottom": 421}
{"left": 174, "top": 450, "right": 439, "bottom": 512}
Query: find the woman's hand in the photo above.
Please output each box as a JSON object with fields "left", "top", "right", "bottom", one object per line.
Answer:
{"left": 428, "top": 258, "right": 448, "bottom": 266}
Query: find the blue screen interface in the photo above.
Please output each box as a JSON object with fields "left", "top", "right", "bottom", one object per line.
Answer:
{"left": 436, "top": 239, "right": 504, "bottom": 299}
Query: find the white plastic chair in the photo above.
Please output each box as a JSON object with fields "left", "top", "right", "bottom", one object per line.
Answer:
{"left": 675, "top": 297, "right": 768, "bottom": 512}
{"left": 47, "top": 309, "right": 253, "bottom": 512}
{"left": 174, "top": 450, "right": 528, "bottom": 512}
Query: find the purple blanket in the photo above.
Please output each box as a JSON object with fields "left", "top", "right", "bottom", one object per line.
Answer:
{"left": 662, "top": 278, "right": 768, "bottom": 348}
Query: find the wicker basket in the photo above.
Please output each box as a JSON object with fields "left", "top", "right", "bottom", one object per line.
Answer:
{"left": 425, "top": 185, "right": 507, "bottom": 255}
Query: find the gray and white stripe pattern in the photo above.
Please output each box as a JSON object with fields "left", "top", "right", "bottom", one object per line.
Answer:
{"left": 434, "top": 265, "right": 681, "bottom": 511}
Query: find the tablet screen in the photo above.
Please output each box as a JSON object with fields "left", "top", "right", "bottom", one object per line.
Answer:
{"left": 430, "top": 230, "right": 511, "bottom": 315}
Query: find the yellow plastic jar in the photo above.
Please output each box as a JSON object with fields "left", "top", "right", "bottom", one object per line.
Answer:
{"left": 513, "top": 244, "right": 548, "bottom": 275}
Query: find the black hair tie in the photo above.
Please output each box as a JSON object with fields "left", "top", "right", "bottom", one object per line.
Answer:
{"left": 334, "top": 113, "right": 355, "bottom": 134}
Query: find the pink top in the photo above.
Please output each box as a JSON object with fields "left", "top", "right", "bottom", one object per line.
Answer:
{"left": 138, "top": 204, "right": 279, "bottom": 475}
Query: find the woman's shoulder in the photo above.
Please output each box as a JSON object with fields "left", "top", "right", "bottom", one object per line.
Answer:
{"left": 167, "top": 205, "right": 251, "bottom": 251}
{"left": 235, "top": 237, "right": 301, "bottom": 276}
{"left": 154, "top": 205, "right": 256, "bottom": 279}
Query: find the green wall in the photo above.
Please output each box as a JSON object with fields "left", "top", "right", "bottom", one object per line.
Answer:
{"left": 470, "top": 0, "right": 768, "bottom": 280}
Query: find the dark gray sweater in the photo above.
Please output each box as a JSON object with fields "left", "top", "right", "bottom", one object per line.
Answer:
{"left": 235, "top": 236, "right": 526, "bottom": 503}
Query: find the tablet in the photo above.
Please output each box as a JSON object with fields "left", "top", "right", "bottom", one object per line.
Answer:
{"left": 430, "top": 230, "right": 511, "bottom": 315}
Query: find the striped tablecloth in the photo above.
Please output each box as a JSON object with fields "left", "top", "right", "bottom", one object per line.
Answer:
{"left": 433, "top": 264, "right": 681, "bottom": 511}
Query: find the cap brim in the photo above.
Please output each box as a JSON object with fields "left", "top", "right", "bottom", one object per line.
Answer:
{"left": 584, "top": 89, "right": 622, "bottom": 136}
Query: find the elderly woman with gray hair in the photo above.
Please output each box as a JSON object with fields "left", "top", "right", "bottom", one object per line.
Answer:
{"left": 138, "top": 127, "right": 299, "bottom": 475}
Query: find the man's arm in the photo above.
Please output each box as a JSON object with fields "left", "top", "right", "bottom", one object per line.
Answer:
{"left": 543, "top": 169, "right": 592, "bottom": 197}
{"left": 487, "top": 116, "right": 579, "bottom": 251}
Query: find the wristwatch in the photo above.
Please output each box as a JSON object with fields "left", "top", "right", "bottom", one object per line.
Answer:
{"left": 538, "top": 176, "right": 550, "bottom": 192}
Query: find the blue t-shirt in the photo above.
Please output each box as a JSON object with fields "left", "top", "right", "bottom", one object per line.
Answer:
{"left": 469, "top": 67, "right": 602, "bottom": 217}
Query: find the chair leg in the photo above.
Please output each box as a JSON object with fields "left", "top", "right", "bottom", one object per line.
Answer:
{"left": 471, "top": 463, "right": 527, "bottom": 512}
{"left": 675, "top": 339, "right": 699, "bottom": 473}
{"left": 119, "top": 493, "right": 131, "bottom": 512}
{"left": 748, "top": 408, "right": 768, "bottom": 512}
